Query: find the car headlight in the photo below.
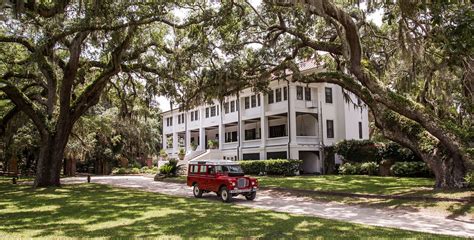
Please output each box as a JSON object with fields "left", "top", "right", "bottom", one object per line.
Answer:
{"left": 231, "top": 182, "right": 235, "bottom": 186}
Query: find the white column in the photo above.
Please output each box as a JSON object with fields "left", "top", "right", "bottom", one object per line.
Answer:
{"left": 218, "top": 121, "right": 224, "bottom": 151}
{"left": 199, "top": 127, "right": 206, "bottom": 150}
{"left": 260, "top": 93, "right": 267, "bottom": 160}
{"left": 289, "top": 85, "right": 299, "bottom": 160}
{"left": 185, "top": 129, "right": 191, "bottom": 152}
{"left": 238, "top": 97, "right": 244, "bottom": 160}
{"left": 172, "top": 132, "right": 178, "bottom": 155}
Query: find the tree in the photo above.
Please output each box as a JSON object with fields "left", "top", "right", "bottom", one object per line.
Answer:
{"left": 0, "top": 1, "right": 216, "bottom": 187}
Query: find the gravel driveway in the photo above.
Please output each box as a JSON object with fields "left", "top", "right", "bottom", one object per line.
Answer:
{"left": 62, "top": 175, "right": 473, "bottom": 238}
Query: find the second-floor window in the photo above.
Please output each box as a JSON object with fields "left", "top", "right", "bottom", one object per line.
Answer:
{"left": 245, "top": 128, "right": 260, "bottom": 140}
{"left": 268, "top": 90, "right": 274, "bottom": 104}
{"left": 244, "top": 97, "right": 250, "bottom": 109}
{"left": 297, "top": 86, "right": 303, "bottom": 100}
{"left": 269, "top": 124, "right": 286, "bottom": 138}
{"left": 166, "top": 117, "right": 173, "bottom": 127}
{"left": 177, "top": 113, "right": 184, "bottom": 124}
{"left": 206, "top": 108, "right": 209, "bottom": 118}
{"left": 275, "top": 88, "right": 282, "bottom": 102}
{"left": 210, "top": 106, "right": 216, "bottom": 117}
{"left": 230, "top": 100, "right": 235, "bottom": 112}
{"left": 251, "top": 95, "right": 256, "bottom": 108}
{"left": 325, "top": 87, "right": 333, "bottom": 103}
{"left": 191, "top": 110, "right": 199, "bottom": 121}
{"left": 244, "top": 95, "right": 260, "bottom": 109}
{"left": 225, "top": 131, "right": 238, "bottom": 143}
{"left": 305, "top": 87, "right": 311, "bottom": 101}
{"left": 359, "top": 121, "right": 363, "bottom": 139}
{"left": 283, "top": 86, "right": 288, "bottom": 100}
{"left": 327, "top": 120, "right": 334, "bottom": 138}
{"left": 224, "top": 102, "right": 229, "bottom": 114}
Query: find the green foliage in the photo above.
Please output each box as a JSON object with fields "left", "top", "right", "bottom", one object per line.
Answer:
{"left": 338, "top": 163, "right": 362, "bottom": 175}
{"left": 159, "top": 149, "right": 168, "bottom": 158}
{"left": 380, "top": 142, "right": 421, "bottom": 162}
{"left": 390, "top": 162, "right": 433, "bottom": 178}
{"left": 335, "top": 140, "right": 381, "bottom": 163}
{"left": 239, "top": 160, "right": 266, "bottom": 175}
{"left": 207, "top": 139, "right": 218, "bottom": 149}
{"left": 360, "top": 162, "right": 379, "bottom": 176}
{"left": 238, "top": 159, "right": 302, "bottom": 176}
{"left": 159, "top": 165, "right": 173, "bottom": 176}
{"left": 112, "top": 166, "right": 158, "bottom": 175}
{"left": 464, "top": 171, "right": 474, "bottom": 187}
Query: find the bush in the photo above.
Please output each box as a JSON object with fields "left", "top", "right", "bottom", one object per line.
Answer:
{"left": 159, "top": 165, "right": 173, "bottom": 176}
{"left": 338, "top": 163, "right": 361, "bottom": 175}
{"left": 464, "top": 171, "right": 474, "bottom": 187}
{"left": 390, "top": 162, "right": 432, "bottom": 177}
{"left": 380, "top": 142, "right": 421, "bottom": 162}
{"left": 130, "top": 167, "right": 140, "bottom": 174}
{"left": 239, "top": 160, "right": 266, "bottom": 175}
{"left": 360, "top": 162, "right": 379, "bottom": 176}
{"left": 335, "top": 140, "right": 381, "bottom": 163}
{"left": 238, "top": 159, "right": 302, "bottom": 176}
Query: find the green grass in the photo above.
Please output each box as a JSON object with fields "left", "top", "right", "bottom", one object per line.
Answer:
{"left": 0, "top": 179, "right": 461, "bottom": 239}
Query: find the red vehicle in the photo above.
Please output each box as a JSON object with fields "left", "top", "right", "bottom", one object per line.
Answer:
{"left": 187, "top": 159, "right": 258, "bottom": 202}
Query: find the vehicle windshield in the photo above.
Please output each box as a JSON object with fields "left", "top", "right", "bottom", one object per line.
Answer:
{"left": 217, "top": 165, "right": 243, "bottom": 174}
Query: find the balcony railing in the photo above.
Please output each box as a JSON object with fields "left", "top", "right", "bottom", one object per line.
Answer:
{"left": 242, "top": 139, "right": 260, "bottom": 148}
{"left": 266, "top": 136, "right": 288, "bottom": 146}
{"left": 296, "top": 136, "right": 320, "bottom": 145}
{"left": 222, "top": 142, "right": 238, "bottom": 150}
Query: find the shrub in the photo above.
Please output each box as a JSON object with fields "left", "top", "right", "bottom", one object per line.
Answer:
{"left": 239, "top": 160, "right": 266, "bottom": 175}
{"left": 338, "top": 163, "right": 361, "bottom": 175}
{"left": 464, "top": 171, "right": 474, "bottom": 187}
{"left": 380, "top": 142, "right": 421, "bottom": 162}
{"left": 360, "top": 162, "right": 379, "bottom": 176}
{"left": 111, "top": 167, "right": 129, "bottom": 175}
{"left": 159, "top": 164, "right": 173, "bottom": 176}
{"left": 390, "top": 162, "right": 432, "bottom": 177}
{"left": 238, "top": 159, "right": 302, "bottom": 176}
{"left": 130, "top": 168, "right": 140, "bottom": 174}
{"left": 335, "top": 140, "right": 381, "bottom": 163}
{"left": 266, "top": 159, "right": 302, "bottom": 176}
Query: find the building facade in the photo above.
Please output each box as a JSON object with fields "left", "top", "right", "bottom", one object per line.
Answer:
{"left": 161, "top": 62, "right": 369, "bottom": 173}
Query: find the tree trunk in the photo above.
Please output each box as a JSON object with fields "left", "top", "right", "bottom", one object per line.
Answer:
{"left": 426, "top": 152, "right": 467, "bottom": 189}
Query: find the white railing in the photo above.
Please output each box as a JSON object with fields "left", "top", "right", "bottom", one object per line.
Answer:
{"left": 222, "top": 142, "right": 238, "bottom": 150}
{"left": 296, "top": 136, "right": 320, "bottom": 145}
{"left": 266, "top": 136, "right": 288, "bottom": 146}
{"left": 184, "top": 149, "right": 206, "bottom": 161}
{"left": 242, "top": 139, "right": 261, "bottom": 148}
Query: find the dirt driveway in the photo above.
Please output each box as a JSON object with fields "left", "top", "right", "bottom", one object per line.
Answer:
{"left": 63, "top": 175, "right": 474, "bottom": 238}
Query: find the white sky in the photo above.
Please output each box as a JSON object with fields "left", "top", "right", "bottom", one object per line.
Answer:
{"left": 158, "top": 1, "right": 383, "bottom": 111}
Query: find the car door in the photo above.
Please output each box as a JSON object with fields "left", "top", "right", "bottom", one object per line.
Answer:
{"left": 206, "top": 166, "right": 217, "bottom": 192}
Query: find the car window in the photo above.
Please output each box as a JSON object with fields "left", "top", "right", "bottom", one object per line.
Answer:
{"left": 216, "top": 165, "right": 243, "bottom": 173}
{"left": 199, "top": 165, "right": 207, "bottom": 174}
{"left": 208, "top": 166, "right": 215, "bottom": 175}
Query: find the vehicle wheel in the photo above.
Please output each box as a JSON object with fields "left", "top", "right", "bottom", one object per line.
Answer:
{"left": 245, "top": 191, "right": 256, "bottom": 201}
{"left": 193, "top": 184, "right": 203, "bottom": 198}
{"left": 219, "top": 186, "right": 232, "bottom": 203}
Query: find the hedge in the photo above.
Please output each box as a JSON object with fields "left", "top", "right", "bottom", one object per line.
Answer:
{"left": 338, "top": 162, "right": 379, "bottom": 175}
{"left": 390, "top": 162, "right": 432, "bottom": 177}
{"left": 238, "top": 159, "right": 302, "bottom": 176}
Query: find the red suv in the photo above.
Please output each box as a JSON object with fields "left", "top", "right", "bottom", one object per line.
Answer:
{"left": 187, "top": 160, "right": 258, "bottom": 202}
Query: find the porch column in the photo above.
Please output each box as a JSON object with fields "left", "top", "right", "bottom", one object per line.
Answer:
{"left": 199, "top": 127, "right": 206, "bottom": 150}
{"left": 185, "top": 129, "right": 191, "bottom": 152}
{"left": 260, "top": 93, "right": 267, "bottom": 160}
{"left": 289, "top": 85, "right": 297, "bottom": 145}
{"left": 172, "top": 132, "right": 179, "bottom": 155}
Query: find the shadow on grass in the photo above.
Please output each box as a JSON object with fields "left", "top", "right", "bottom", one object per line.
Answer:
{"left": 0, "top": 180, "right": 459, "bottom": 239}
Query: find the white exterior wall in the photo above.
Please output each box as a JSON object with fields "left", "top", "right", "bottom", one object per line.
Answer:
{"left": 161, "top": 64, "right": 369, "bottom": 173}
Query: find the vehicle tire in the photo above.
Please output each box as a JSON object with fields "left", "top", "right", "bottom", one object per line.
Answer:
{"left": 193, "top": 184, "right": 203, "bottom": 198}
{"left": 219, "top": 186, "right": 232, "bottom": 203}
{"left": 245, "top": 191, "right": 256, "bottom": 201}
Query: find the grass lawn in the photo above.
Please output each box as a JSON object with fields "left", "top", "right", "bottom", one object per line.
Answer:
{"left": 0, "top": 178, "right": 462, "bottom": 239}
{"left": 255, "top": 175, "right": 473, "bottom": 218}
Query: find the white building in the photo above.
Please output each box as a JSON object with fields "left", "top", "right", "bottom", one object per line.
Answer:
{"left": 161, "top": 61, "right": 369, "bottom": 173}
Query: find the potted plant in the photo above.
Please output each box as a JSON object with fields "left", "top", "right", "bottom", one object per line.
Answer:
{"left": 159, "top": 149, "right": 168, "bottom": 161}
{"left": 190, "top": 141, "right": 197, "bottom": 151}
{"left": 208, "top": 139, "right": 218, "bottom": 149}
{"left": 178, "top": 148, "right": 185, "bottom": 160}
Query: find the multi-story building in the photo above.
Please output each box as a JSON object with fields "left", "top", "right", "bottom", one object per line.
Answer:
{"left": 161, "top": 61, "right": 369, "bottom": 173}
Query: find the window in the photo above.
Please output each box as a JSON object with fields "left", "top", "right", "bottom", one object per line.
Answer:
{"left": 269, "top": 124, "right": 286, "bottom": 138}
{"left": 206, "top": 108, "right": 209, "bottom": 118}
{"left": 177, "top": 113, "right": 184, "bottom": 124}
{"left": 166, "top": 117, "right": 173, "bottom": 126}
{"left": 210, "top": 106, "right": 216, "bottom": 117}
{"left": 305, "top": 87, "right": 311, "bottom": 101}
{"left": 358, "top": 121, "right": 363, "bottom": 139}
{"left": 199, "top": 165, "right": 207, "bottom": 173}
{"left": 225, "top": 131, "right": 238, "bottom": 143}
{"left": 193, "top": 111, "right": 199, "bottom": 121}
{"left": 251, "top": 95, "right": 256, "bottom": 108}
{"left": 268, "top": 90, "right": 274, "bottom": 104}
{"left": 244, "top": 97, "right": 250, "bottom": 109}
{"left": 275, "top": 88, "right": 282, "bottom": 102}
{"left": 297, "top": 86, "right": 303, "bottom": 100}
{"left": 267, "top": 151, "right": 287, "bottom": 159}
{"left": 283, "top": 86, "right": 288, "bottom": 100}
{"left": 224, "top": 102, "right": 229, "bottom": 114}
{"left": 191, "top": 112, "right": 194, "bottom": 121}
{"left": 257, "top": 94, "right": 261, "bottom": 106}
{"left": 177, "top": 115, "right": 180, "bottom": 124}
{"left": 190, "top": 165, "right": 199, "bottom": 173}
{"left": 230, "top": 101, "right": 235, "bottom": 112}
{"left": 217, "top": 105, "right": 219, "bottom": 115}
{"left": 327, "top": 120, "right": 334, "bottom": 138}
{"left": 325, "top": 87, "right": 333, "bottom": 103}
{"left": 245, "top": 128, "right": 259, "bottom": 140}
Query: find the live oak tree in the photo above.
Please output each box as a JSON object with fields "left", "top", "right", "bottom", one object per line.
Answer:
{"left": 218, "top": 1, "right": 473, "bottom": 188}
{"left": 0, "top": 1, "right": 217, "bottom": 187}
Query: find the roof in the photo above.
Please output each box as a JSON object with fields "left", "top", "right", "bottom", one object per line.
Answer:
{"left": 188, "top": 159, "right": 240, "bottom": 165}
